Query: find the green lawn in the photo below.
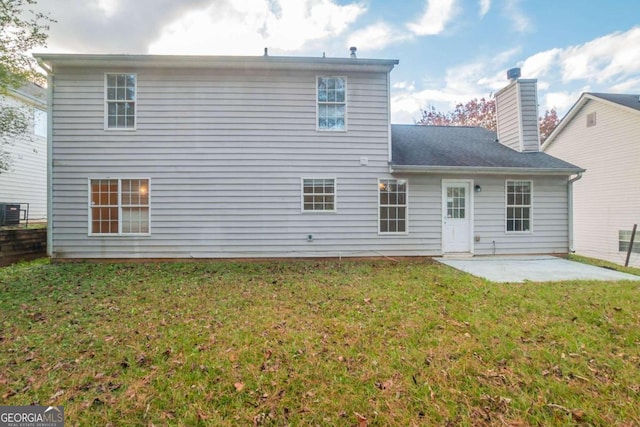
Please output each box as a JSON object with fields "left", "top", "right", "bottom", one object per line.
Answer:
{"left": 1, "top": 258, "right": 639, "bottom": 426}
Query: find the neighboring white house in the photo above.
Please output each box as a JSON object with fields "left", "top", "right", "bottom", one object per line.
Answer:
{"left": 543, "top": 93, "right": 640, "bottom": 268}
{"left": 0, "top": 83, "right": 47, "bottom": 222}
{"left": 34, "top": 53, "right": 582, "bottom": 260}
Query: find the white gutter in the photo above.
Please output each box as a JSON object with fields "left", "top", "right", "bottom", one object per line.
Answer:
{"left": 390, "top": 164, "right": 585, "bottom": 176}
{"left": 37, "top": 58, "right": 54, "bottom": 257}
{"left": 567, "top": 172, "right": 583, "bottom": 252}
{"left": 34, "top": 53, "right": 399, "bottom": 73}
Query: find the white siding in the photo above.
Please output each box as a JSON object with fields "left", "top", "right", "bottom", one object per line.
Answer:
{"left": 51, "top": 64, "right": 571, "bottom": 259}
{"left": 545, "top": 99, "right": 640, "bottom": 267}
{"left": 496, "top": 83, "right": 521, "bottom": 151}
{"left": 495, "top": 80, "right": 541, "bottom": 153}
{"left": 0, "top": 93, "right": 47, "bottom": 220}
{"left": 51, "top": 65, "right": 401, "bottom": 258}
{"left": 518, "top": 81, "right": 541, "bottom": 152}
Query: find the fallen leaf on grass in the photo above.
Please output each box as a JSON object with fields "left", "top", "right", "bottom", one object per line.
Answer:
{"left": 49, "top": 389, "right": 64, "bottom": 400}
{"left": 234, "top": 382, "right": 245, "bottom": 392}
{"left": 197, "top": 409, "right": 210, "bottom": 420}
{"left": 355, "top": 412, "right": 367, "bottom": 427}
{"left": 375, "top": 379, "right": 393, "bottom": 390}
{"left": 572, "top": 409, "right": 586, "bottom": 422}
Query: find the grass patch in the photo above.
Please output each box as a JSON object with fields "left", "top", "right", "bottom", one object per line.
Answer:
{"left": 1, "top": 258, "right": 639, "bottom": 426}
{"left": 569, "top": 254, "right": 640, "bottom": 277}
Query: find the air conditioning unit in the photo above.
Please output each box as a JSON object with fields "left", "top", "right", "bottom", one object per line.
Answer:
{"left": 0, "top": 203, "right": 20, "bottom": 226}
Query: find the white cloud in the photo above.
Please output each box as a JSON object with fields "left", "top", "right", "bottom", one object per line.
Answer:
{"left": 347, "top": 22, "right": 412, "bottom": 51}
{"left": 392, "top": 89, "right": 466, "bottom": 123}
{"left": 520, "top": 48, "right": 561, "bottom": 78}
{"left": 96, "top": 0, "right": 118, "bottom": 17}
{"left": 609, "top": 77, "right": 640, "bottom": 92}
{"left": 560, "top": 27, "right": 640, "bottom": 84}
{"left": 393, "top": 81, "right": 416, "bottom": 91}
{"left": 406, "top": 0, "right": 458, "bottom": 36}
{"left": 479, "top": 0, "right": 490, "bottom": 17}
{"left": 503, "top": 0, "right": 531, "bottom": 33}
{"left": 148, "top": 0, "right": 367, "bottom": 55}
{"left": 543, "top": 90, "right": 584, "bottom": 113}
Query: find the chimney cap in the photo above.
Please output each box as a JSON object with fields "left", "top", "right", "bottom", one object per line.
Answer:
{"left": 349, "top": 46, "right": 357, "bottom": 58}
{"left": 507, "top": 67, "right": 521, "bottom": 81}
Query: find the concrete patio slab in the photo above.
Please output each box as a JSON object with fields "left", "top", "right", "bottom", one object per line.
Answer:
{"left": 435, "top": 255, "right": 640, "bottom": 283}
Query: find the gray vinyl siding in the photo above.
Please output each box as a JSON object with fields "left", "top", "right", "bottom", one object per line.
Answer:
{"left": 496, "top": 80, "right": 541, "bottom": 153}
{"left": 51, "top": 65, "right": 403, "bottom": 258}
{"left": 545, "top": 99, "right": 640, "bottom": 267}
{"left": 51, "top": 64, "right": 570, "bottom": 259}
{"left": 495, "top": 83, "right": 520, "bottom": 151}
{"left": 390, "top": 174, "right": 569, "bottom": 256}
{"left": 517, "top": 81, "right": 541, "bottom": 152}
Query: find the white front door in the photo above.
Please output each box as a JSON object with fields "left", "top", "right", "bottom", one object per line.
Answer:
{"left": 442, "top": 181, "right": 472, "bottom": 253}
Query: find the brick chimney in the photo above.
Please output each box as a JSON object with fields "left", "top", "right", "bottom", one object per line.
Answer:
{"left": 495, "top": 68, "right": 541, "bottom": 152}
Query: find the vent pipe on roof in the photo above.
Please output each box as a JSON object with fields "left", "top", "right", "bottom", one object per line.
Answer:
{"left": 263, "top": 47, "right": 268, "bottom": 56}
{"left": 350, "top": 46, "right": 357, "bottom": 58}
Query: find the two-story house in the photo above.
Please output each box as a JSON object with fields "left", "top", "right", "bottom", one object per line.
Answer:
{"left": 543, "top": 93, "right": 640, "bottom": 267}
{"left": 34, "top": 53, "right": 582, "bottom": 260}
{"left": 0, "top": 82, "right": 48, "bottom": 222}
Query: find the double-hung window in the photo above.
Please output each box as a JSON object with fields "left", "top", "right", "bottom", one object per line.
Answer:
{"left": 302, "top": 178, "right": 336, "bottom": 212}
{"left": 105, "top": 73, "right": 136, "bottom": 129}
{"left": 379, "top": 179, "right": 407, "bottom": 233}
{"left": 317, "top": 76, "right": 346, "bottom": 131}
{"left": 90, "top": 178, "right": 149, "bottom": 235}
{"left": 506, "top": 180, "right": 532, "bottom": 232}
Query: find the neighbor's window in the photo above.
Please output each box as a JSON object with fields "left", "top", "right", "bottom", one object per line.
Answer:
{"left": 302, "top": 178, "right": 336, "bottom": 212}
{"left": 33, "top": 109, "right": 47, "bottom": 137}
{"left": 506, "top": 180, "right": 531, "bottom": 232}
{"left": 379, "top": 179, "right": 407, "bottom": 233}
{"left": 619, "top": 230, "right": 640, "bottom": 254}
{"left": 106, "top": 73, "right": 136, "bottom": 129}
{"left": 90, "top": 178, "right": 149, "bottom": 235}
{"left": 317, "top": 76, "right": 346, "bottom": 131}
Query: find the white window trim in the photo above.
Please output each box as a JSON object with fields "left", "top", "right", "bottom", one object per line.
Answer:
{"left": 505, "top": 179, "right": 533, "bottom": 234}
{"left": 316, "top": 75, "right": 348, "bottom": 132}
{"left": 88, "top": 177, "right": 151, "bottom": 236}
{"left": 378, "top": 178, "right": 409, "bottom": 235}
{"left": 104, "top": 72, "right": 137, "bottom": 131}
{"left": 301, "top": 177, "right": 337, "bottom": 213}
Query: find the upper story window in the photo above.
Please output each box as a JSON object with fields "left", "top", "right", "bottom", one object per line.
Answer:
{"left": 33, "top": 109, "right": 46, "bottom": 137}
{"left": 105, "top": 73, "right": 136, "bottom": 129}
{"left": 317, "top": 76, "right": 346, "bottom": 131}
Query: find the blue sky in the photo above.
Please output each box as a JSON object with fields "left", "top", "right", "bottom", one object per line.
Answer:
{"left": 35, "top": 0, "right": 640, "bottom": 123}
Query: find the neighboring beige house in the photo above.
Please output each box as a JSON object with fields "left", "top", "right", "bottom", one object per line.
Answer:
{"left": 0, "top": 83, "right": 48, "bottom": 222}
{"left": 543, "top": 93, "right": 640, "bottom": 267}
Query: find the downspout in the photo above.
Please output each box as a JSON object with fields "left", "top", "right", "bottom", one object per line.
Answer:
{"left": 567, "top": 172, "right": 583, "bottom": 252}
{"left": 386, "top": 70, "right": 392, "bottom": 169}
{"left": 37, "top": 58, "right": 54, "bottom": 257}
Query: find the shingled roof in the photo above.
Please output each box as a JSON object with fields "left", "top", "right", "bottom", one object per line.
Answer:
{"left": 391, "top": 124, "right": 583, "bottom": 174}
{"left": 587, "top": 93, "right": 640, "bottom": 112}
